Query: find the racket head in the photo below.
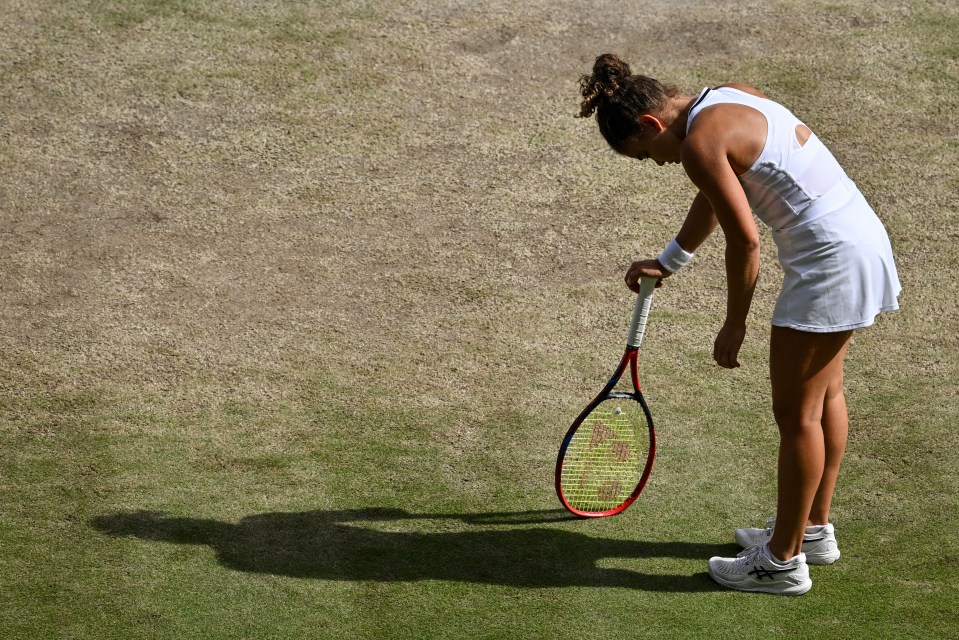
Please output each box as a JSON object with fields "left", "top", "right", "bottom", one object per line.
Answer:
{"left": 555, "top": 349, "right": 656, "bottom": 518}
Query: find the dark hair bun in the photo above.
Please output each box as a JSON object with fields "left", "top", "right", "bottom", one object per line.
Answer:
{"left": 578, "top": 53, "right": 632, "bottom": 118}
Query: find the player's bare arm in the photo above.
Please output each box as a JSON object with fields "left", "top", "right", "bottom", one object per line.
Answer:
{"left": 675, "top": 190, "right": 719, "bottom": 253}
{"left": 681, "top": 113, "right": 761, "bottom": 368}
{"left": 625, "top": 191, "right": 718, "bottom": 293}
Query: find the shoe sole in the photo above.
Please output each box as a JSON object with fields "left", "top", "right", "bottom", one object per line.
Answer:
{"left": 807, "top": 549, "right": 840, "bottom": 565}
{"left": 708, "top": 569, "right": 812, "bottom": 596}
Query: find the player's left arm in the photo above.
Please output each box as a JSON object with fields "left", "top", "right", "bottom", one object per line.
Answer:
{"left": 681, "top": 128, "right": 760, "bottom": 368}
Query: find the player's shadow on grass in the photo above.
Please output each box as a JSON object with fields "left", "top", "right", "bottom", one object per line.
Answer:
{"left": 90, "top": 507, "right": 730, "bottom": 591}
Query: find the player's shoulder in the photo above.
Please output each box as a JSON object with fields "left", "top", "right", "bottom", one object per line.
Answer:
{"left": 682, "top": 86, "right": 767, "bottom": 169}
{"left": 685, "top": 83, "right": 769, "bottom": 137}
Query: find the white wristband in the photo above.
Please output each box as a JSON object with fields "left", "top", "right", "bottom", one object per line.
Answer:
{"left": 657, "top": 237, "right": 694, "bottom": 273}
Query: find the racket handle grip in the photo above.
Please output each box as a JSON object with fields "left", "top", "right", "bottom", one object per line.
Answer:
{"left": 627, "top": 277, "right": 657, "bottom": 348}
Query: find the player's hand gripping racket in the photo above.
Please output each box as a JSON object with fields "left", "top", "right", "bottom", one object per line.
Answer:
{"left": 555, "top": 277, "right": 657, "bottom": 518}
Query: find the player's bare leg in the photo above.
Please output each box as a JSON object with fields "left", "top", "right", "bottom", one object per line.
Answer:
{"left": 808, "top": 378, "right": 848, "bottom": 525}
{"left": 767, "top": 327, "right": 852, "bottom": 561}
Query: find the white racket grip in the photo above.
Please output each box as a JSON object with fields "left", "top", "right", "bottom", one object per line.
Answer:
{"left": 627, "top": 277, "right": 657, "bottom": 348}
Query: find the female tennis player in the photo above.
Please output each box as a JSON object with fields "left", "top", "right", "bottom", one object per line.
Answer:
{"left": 577, "top": 54, "right": 901, "bottom": 595}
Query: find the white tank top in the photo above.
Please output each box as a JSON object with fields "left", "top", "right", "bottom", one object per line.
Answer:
{"left": 686, "top": 87, "right": 851, "bottom": 230}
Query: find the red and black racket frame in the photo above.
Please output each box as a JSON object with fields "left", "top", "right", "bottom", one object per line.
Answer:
{"left": 555, "top": 346, "right": 657, "bottom": 518}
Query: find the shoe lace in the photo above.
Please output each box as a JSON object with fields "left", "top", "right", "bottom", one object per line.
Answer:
{"left": 735, "top": 544, "right": 764, "bottom": 567}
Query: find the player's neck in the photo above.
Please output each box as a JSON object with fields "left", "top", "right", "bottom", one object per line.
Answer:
{"left": 669, "top": 94, "right": 699, "bottom": 139}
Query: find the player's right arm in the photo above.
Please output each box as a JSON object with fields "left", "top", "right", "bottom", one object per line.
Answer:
{"left": 674, "top": 190, "right": 719, "bottom": 255}
{"left": 624, "top": 191, "right": 718, "bottom": 293}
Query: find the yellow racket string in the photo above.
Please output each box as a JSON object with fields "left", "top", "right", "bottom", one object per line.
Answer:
{"left": 560, "top": 400, "right": 647, "bottom": 512}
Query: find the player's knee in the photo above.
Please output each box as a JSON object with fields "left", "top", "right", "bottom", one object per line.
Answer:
{"left": 771, "top": 399, "right": 819, "bottom": 433}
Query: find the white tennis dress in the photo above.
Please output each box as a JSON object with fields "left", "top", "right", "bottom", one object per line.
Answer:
{"left": 687, "top": 87, "right": 901, "bottom": 332}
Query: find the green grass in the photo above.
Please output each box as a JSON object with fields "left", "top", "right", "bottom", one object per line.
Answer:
{"left": 2, "top": 0, "right": 958, "bottom": 638}
{"left": 4, "top": 372, "right": 958, "bottom": 638}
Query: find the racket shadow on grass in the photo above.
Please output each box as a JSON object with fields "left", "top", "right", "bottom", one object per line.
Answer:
{"left": 91, "top": 507, "right": 731, "bottom": 592}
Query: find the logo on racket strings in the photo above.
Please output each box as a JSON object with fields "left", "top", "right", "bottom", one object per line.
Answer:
{"left": 610, "top": 441, "right": 631, "bottom": 461}
{"left": 590, "top": 425, "right": 616, "bottom": 447}
{"left": 589, "top": 425, "right": 632, "bottom": 462}
{"left": 597, "top": 480, "right": 623, "bottom": 500}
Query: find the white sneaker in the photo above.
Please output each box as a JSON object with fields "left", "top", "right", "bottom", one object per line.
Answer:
{"left": 735, "top": 517, "right": 841, "bottom": 565}
{"left": 708, "top": 543, "right": 812, "bottom": 595}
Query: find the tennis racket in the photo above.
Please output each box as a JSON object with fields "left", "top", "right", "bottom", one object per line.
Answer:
{"left": 555, "top": 276, "right": 657, "bottom": 518}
